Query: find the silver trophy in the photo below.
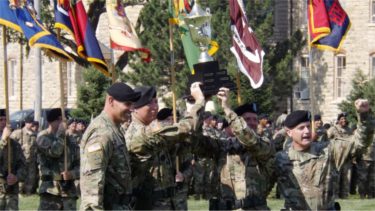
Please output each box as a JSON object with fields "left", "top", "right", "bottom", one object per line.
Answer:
{"left": 184, "top": 0, "right": 213, "bottom": 63}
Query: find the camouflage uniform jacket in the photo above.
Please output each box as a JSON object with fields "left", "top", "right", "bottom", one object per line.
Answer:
{"left": 67, "top": 131, "right": 82, "bottom": 147}
{"left": 315, "top": 126, "right": 328, "bottom": 142}
{"left": 36, "top": 129, "right": 79, "bottom": 197}
{"left": 10, "top": 128, "right": 37, "bottom": 163}
{"left": 327, "top": 124, "right": 353, "bottom": 139}
{"left": 199, "top": 111, "right": 275, "bottom": 208}
{"left": 0, "top": 138, "right": 26, "bottom": 194}
{"left": 275, "top": 113, "right": 374, "bottom": 210}
{"left": 80, "top": 111, "right": 132, "bottom": 210}
{"left": 360, "top": 136, "right": 375, "bottom": 161}
{"left": 273, "top": 128, "right": 287, "bottom": 152}
{"left": 125, "top": 101, "right": 204, "bottom": 199}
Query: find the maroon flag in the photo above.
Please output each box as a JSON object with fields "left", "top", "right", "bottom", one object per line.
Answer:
{"left": 229, "top": 0, "right": 265, "bottom": 89}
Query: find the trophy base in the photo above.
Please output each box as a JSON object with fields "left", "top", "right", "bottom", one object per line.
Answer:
{"left": 188, "top": 61, "right": 236, "bottom": 96}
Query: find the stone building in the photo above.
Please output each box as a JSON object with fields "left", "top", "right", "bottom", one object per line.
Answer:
{"left": 275, "top": 0, "right": 375, "bottom": 123}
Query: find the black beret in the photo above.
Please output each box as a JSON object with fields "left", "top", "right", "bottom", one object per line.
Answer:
{"left": 202, "top": 111, "right": 212, "bottom": 120}
{"left": 0, "top": 109, "right": 5, "bottom": 117}
{"left": 258, "top": 113, "right": 269, "bottom": 120}
{"left": 284, "top": 110, "right": 311, "bottom": 128}
{"left": 47, "top": 108, "right": 62, "bottom": 123}
{"left": 67, "top": 118, "right": 77, "bottom": 126}
{"left": 107, "top": 82, "right": 141, "bottom": 102}
{"left": 217, "top": 117, "right": 229, "bottom": 129}
{"left": 24, "top": 116, "right": 34, "bottom": 123}
{"left": 337, "top": 112, "right": 347, "bottom": 121}
{"left": 157, "top": 108, "right": 173, "bottom": 121}
{"left": 133, "top": 86, "right": 157, "bottom": 108}
{"left": 314, "top": 114, "right": 321, "bottom": 121}
{"left": 234, "top": 103, "right": 258, "bottom": 116}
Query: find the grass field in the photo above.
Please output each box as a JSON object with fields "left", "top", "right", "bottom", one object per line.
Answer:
{"left": 18, "top": 194, "right": 375, "bottom": 210}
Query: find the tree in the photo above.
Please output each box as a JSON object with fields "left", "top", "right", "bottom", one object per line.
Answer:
{"left": 70, "top": 67, "right": 111, "bottom": 121}
{"left": 338, "top": 70, "right": 375, "bottom": 124}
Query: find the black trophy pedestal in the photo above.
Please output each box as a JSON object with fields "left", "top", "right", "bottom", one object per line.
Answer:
{"left": 188, "top": 61, "right": 236, "bottom": 96}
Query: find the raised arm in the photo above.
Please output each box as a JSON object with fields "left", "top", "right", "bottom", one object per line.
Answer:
{"left": 331, "top": 99, "right": 375, "bottom": 169}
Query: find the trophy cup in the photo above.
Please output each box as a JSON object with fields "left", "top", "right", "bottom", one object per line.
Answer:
{"left": 184, "top": 0, "right": 213, "bottom": 63}
{"left": 184, "top": 0, "right": 236, "bottom": 96}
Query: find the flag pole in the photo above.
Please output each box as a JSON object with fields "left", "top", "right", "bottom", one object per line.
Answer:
{"left": 19, "top": 41, "right": 23, "bottom": 110}
{"left": 57, "top": 29, "right": 68, "bottom": 173}
{"left": 2, "top": 26, "right": 11, "bottom": 174}
{"left": 307, "top": 8, "right": 315, "bottom": 135}
{"left": 111, "top": 49, "right": 116, "bottom": 84}
{"left": 169, "top": 4, "right": 179, "bottom": 173}
{"left": 236, "top": 71, "right": 242, "bottom": 105}
{"left": 34, "top": 0, "right": 42, "bottom": 127}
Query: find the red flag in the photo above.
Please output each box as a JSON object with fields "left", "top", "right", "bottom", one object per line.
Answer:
{"left": 308, "top": 0, "right": 351, "bottom": 51}
{"left": 229, "top": 0, "right": 265, "bottom": 89}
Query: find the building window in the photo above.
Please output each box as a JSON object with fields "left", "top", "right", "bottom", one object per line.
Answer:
{"left": 335, "top": 55, "right": 346, "bottom": 98}
{"left": 371, "top": 55, "right": 375, "bottom": 77}
{"left": 296, "top": 55, "right": 310, "bottom": 100}
{"left": 300, "top": 56, "right": 310, "bottom": 90}
{"left": 302, "top": 1, "right": 308, "bottom": 25}
{"left": 67, "top": 62, "right": 73, "bottom": 97}
{"left": 372, "top": 0, "right": 375, "bottom": 22}
{"left": 8, "top": 59, "right": 16, "bottom": 97}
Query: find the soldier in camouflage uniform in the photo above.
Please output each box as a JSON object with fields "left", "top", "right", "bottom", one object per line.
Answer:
{"left": 197, "top": 88, "right": 275, "bottom": 210}
{"left": 10, "top": 117, "right": 38, "bottom": 195}
{"left": 80, "top": 82, "right": 141, "bottom": 210}
{"left": 192, "top": 111, "right": 217, "bottom": 200}
{"left": 257, "top": 114, "right": 273, "bottom": 140}
{"left": 274, "top": 99, "right": 374, "bottom": 210}
{"left": 327, "top": 112, "right": 353, "bottom": 198}
{"left": 357, "top": 135, "right": 375, "bottom": 199}
{"left": 0, "top": 121, "right": 26, "bottom": 210}
{"left": 313, "top": 114, "right": 328, "bottom": 142}
{"left": 37, "top": 108, "right": 80, "bottom": 210}
{"left": 155, "top": 108, "right": 194, "bottom": 210}
{"left": 66, "top": 119, "right": 81, "bottom": 145}
{"left": 126, "top": 83, "right": 205, "bottom": 210}
{"left": 65, "top": 118, "right": 81, "bottom": 197}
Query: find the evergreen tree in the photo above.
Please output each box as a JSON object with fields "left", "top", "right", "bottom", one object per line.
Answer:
{"left": 338, "top": 70, "right": 375, "bottom": 124}
{"left": 123, "top": 0, "right": 188, "bottom": 98}
{"left": 70, "top": 67, "right": 111, "bottom": 121}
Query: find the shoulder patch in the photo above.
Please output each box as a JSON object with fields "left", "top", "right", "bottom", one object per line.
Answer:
{"left": 87, "top": 143, "right": 102, "bottom": 153}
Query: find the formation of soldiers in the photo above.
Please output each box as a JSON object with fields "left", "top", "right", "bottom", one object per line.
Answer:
{"left": 0, "top": 82, "right": 374, "bottom": 210}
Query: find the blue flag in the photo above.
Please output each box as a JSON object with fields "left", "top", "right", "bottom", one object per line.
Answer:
{"left": 0, "top": 0, "right": 72, "bottom": 61}
{"left": 54, "top": 0, "right": 74, "bottom": 37}
{"left": 15, "top": 4, "right": 72, "bottom": 61}
{"left": 0, "top": 0, "right": 21, "bottom": 32}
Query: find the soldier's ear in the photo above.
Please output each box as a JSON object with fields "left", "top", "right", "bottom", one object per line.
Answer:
{"left": 286, "top": 128, "right": 293, "bottom": 137}
{"left": 107, "top": 95, "right": 115, "bottom": 106}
